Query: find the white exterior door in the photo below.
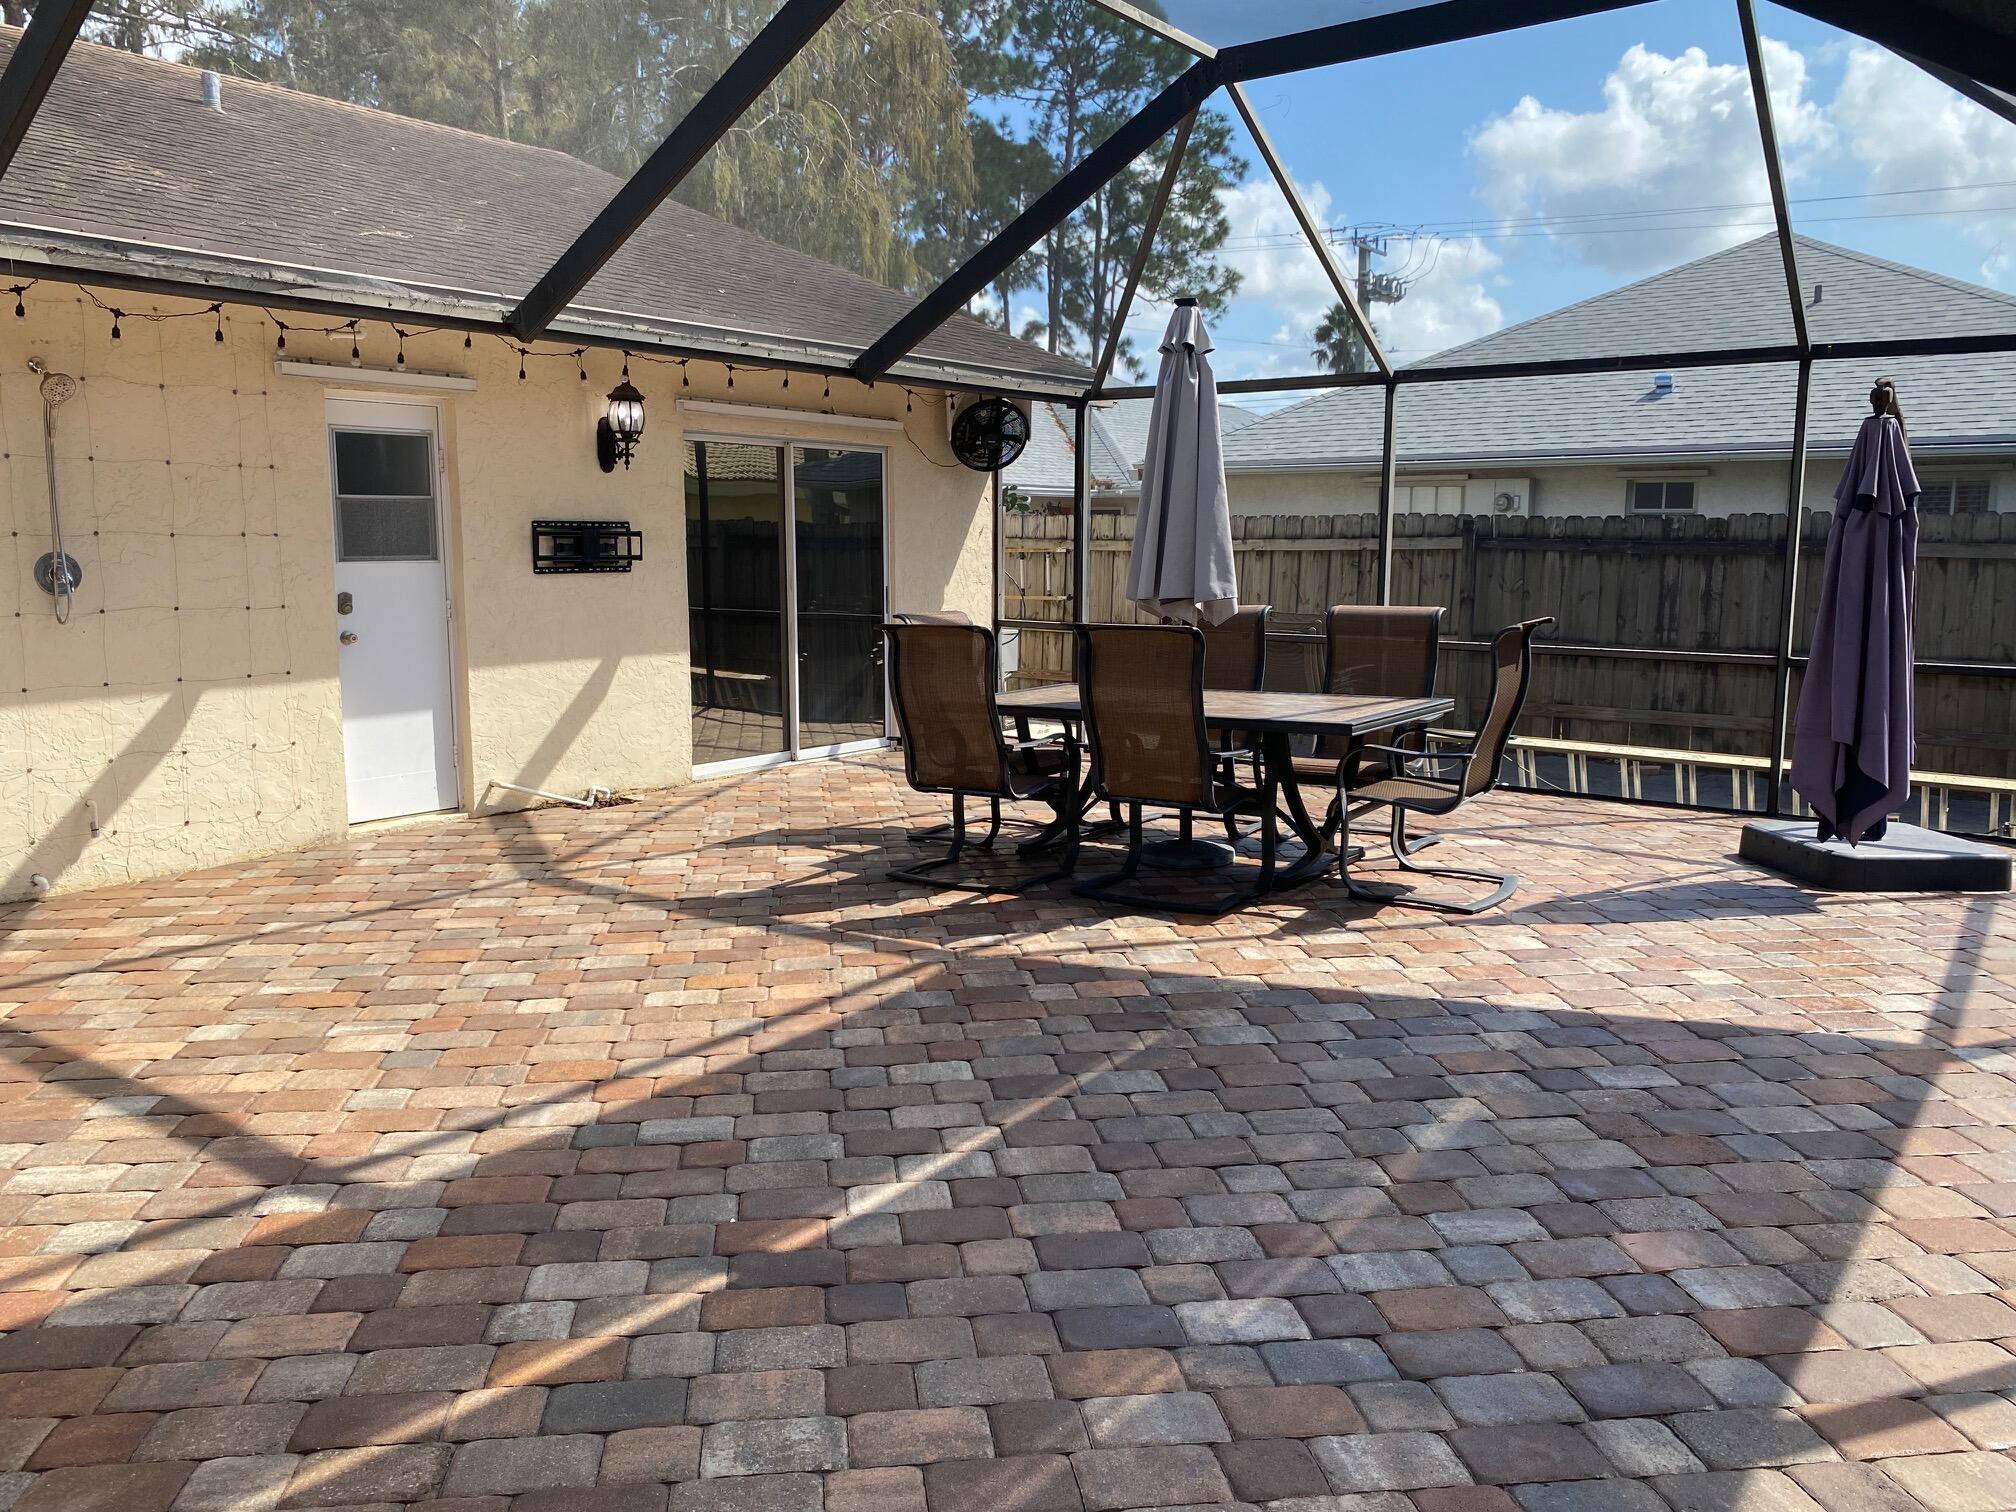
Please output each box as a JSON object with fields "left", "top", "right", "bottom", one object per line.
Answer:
{"left": 327, "top": 398, "right": 458, "bottom": 822}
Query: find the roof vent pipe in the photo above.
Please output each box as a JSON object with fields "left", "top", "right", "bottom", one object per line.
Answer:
{"left": 200, "top": 70, "right": 223, "bottom": 110}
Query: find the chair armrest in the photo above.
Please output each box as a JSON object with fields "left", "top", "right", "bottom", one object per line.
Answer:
{"left": 1008, "top": 734, "right": 1068, "bottom": 752}
{"left": 1342, "top": 741, "right": 1468, "bottom": 786}
{"left": 1355, "top": 739, "right": 1474, "bottom": 762}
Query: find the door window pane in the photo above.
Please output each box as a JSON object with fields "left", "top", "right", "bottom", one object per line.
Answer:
{"left": 336, "top": 495, "right": 436, "bottom": 561}
{"left": 334, "top": 430, "right": 433, "bottom": 496}
{"left": 794, "top": 447, "right": 886, "bottom": 749}
{"left": 687, "top": 440, "right": 789, "bottom": 767}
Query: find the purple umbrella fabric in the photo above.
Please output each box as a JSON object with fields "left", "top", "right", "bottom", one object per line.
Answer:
{"left": 1789, "top": 395, "right": 1920, "bottom": 845}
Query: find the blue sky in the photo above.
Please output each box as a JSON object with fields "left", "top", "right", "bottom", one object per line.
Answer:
{"left": 1102, "top": 1, "right": 2016, "bottom": 392}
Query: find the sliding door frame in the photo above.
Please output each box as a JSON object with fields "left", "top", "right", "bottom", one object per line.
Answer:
{"left": 687, "top": 429, "right": 893, "bottom": 776}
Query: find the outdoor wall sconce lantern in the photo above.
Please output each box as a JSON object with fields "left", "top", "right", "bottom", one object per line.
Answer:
{"left": 597, "top": 380, "right": 646, "bottom": 472}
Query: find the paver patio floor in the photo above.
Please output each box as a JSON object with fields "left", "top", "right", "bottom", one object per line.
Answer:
{"left": 0, "top": 752, "right": 2011, "bottom": 1512}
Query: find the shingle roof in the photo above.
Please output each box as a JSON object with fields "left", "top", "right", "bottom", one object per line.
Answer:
{"left": 1225, "top": 236, "right": 2016, "bottom": 470}
{"left": 1005, "top": 402, "right": 1131, "bottom": 497}
{"left": 0, "top": 31, "right": 1090, "bottom": 393}
{"left": 1090, "top": 397, "right": 1263, "bottom": 475}
{"left": 1427, "top": 234, "right": 2016, "bottom": 368}
{"left": 1005, "top": 397, "right": 1262, "bottom": 498}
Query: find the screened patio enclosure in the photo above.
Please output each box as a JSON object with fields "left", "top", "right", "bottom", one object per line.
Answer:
{"left": 2, "top": 0, "right": 2013, "bottom": 831}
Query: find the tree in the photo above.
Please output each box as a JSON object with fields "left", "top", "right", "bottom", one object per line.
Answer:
{"left": 1079, "top": 107, "right": 1241, "bottom": 376}
{"left": 942, "top": 0, "right": 1244, "bottom": 374}
{"left": 174, "top": 0, "right": 973, "bottom": 292}
{"left": 1312, "top": 300, "right": 1370, "bottom": 374}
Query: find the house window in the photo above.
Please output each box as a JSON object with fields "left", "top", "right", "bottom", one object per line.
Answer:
{"left": 1919, "top": 477, "right": 1993, "bottom": 514}
{"left": 1399, "top": 483, "right": 1464, "bottom": 514}
{"left": 1629, "top": 479, "right": 1695, "bottom": 513}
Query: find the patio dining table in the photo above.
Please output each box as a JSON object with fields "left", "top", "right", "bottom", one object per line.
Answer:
{"left": 997, "top": 684, "right": 1455, "bottom": 895}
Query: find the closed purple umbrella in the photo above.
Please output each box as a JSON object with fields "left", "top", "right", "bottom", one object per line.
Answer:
{"left": 1789, "top": 379, "right": 1920, "bottom": 845}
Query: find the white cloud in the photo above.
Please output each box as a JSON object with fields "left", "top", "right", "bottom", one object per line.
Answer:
{"left": 1470, "top": 39, "right": 1832, "bottom": 274}
{"left": 1215, "top": 176, "right": 1342, "bottom": 332}
{"left": 1209, "top": 176, "right": 1504, "bottom": 373}
{"left": 1377, "top": 235, "right": 1505, "bottom": 359}
{"left": 1833, "top": 45, "right": 2016, "bottom": 288}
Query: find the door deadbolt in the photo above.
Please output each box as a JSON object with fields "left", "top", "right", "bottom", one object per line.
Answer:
{"left": 337, "top": 591, "right": 353, "bottom": 615}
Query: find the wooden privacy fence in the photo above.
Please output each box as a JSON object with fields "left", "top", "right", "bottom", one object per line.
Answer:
{"left": 1003, "top": 509, "right": 2016, "bottom": 783}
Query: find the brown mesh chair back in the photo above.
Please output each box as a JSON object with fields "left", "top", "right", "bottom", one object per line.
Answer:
{"left": 894, "top": 610, "right": 974, "bottom": 626}
{"left": 885, "top": 623, "right": 1008, "bottom": 794}
{"left": 1201, "top": 605, "right": 1269, "bottom": 691}
{"left": 1317, "top": 605, "right": 1444, "bottom": 757}
{"left": 1463, "top": 617, "right": 1553, "bottom": 797}
{"left": 1076, "top": 623, "right": 1213, "bottom": 809}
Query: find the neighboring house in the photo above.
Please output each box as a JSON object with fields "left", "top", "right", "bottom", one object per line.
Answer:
{"left": 1005, "top": 396, "right": 1261, "bottom": 511}
{"left": 0, "top": 34, "right": 1085, "bottom": 900}
{"left": 1223, "top": 236, "right": 2016, "bottom": 521}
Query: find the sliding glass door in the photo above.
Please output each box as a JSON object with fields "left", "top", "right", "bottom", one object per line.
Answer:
{"left": 686, "top": 438, "right": 888, "bottom": 772}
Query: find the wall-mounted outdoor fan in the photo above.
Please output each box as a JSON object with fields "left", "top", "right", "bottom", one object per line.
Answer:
{"left": 949, "top": 396, "right": 1031, "bottom": 472}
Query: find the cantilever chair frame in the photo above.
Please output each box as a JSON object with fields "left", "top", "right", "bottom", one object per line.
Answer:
{"left": 1335, "top": 615, "right": 1554, "bottom": 915}
{"left": 884, "top": 621, "right": 1079, "bottom": 894}
{"left": 1070, "top": 622, "right": 1278, "bottom": 916}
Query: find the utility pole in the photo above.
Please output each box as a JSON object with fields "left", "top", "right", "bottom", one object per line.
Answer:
{"left": 1321, "top": 228, "right": 1407, "bottom": 372}
{"left": 1343, "top": 229, "right": 1409, "bottom": 319}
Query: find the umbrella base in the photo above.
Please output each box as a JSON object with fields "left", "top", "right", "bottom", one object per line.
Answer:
{"left": 1142, "top": 837, "right": 1237, "bottom": 871}
{"left": 1740, "top": 819, "right": 2009, "bottom": 893}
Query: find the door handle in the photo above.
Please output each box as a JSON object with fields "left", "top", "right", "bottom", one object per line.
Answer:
{"left": 340, "top": 630, "right": 358, "bottom": 646}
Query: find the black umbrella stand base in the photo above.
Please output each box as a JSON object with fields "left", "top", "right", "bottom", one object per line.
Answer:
{"left": 1741, "top": 819, "right": 2010, "bottom": 893}
{"left": 1142, "top": 837, "right": 1237, "bottom": 871}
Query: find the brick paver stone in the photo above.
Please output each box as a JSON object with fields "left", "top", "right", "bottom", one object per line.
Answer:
{"left": 0, "top": 763, "right": 2009, "bottom": 1512}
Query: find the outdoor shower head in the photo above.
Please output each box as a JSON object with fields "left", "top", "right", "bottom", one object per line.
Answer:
{"left": 38, "top": 369, "right": 77, "bottom": 409}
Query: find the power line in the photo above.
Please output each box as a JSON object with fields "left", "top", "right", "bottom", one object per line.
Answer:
{"left": 1214, "top": 176, "right": 2016, "bottom": 253}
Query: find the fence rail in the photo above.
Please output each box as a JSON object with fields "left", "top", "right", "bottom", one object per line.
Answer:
{"left": 1003, "top": 508, "right": 2016, "bottom": 823}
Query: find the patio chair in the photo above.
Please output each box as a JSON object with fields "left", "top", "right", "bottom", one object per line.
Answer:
{"left": 884, "top": 621, "right": 1079, "bottom": 892}
{"left": 1201, "top": 604, "right": 1269, "bottom": 839}
{"left": 1072, "top": 623, "right": 1274, "bottom": 914}
{"left": 1202, "top": 604, "right": 1269, "bottom": 693}
{"left": 893, "top": 609, "right": 1032, "bottom": 840}
{"left": 1335, "top": 616, "right": 1552, "bottom": 914}
{"left": 1289, "top": 605, "right": 1444, "bottom": 848}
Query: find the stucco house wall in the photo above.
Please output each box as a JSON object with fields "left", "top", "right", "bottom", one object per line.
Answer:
{"left": 1225, "top": 457, "right": 2008, "bottom": 520}
{"left": 2, "top": 284, "right": 991, "bottom": 900}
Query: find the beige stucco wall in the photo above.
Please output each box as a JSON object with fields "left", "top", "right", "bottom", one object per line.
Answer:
{"left": 1, "top": 283, "right": 992, "bottom": 900}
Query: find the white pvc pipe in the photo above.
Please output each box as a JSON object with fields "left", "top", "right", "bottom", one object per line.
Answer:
{"left": 486, "top": 779, "right": 595, "bottom": 809}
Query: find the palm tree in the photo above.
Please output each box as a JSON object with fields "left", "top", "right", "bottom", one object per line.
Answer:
{"left": 1311, "top": 302, "right": 1366, "bottom": 374}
